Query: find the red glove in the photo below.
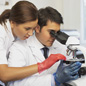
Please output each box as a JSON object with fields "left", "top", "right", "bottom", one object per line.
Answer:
{"left": 37, "top": 54, "right": 66, "bottom": 73}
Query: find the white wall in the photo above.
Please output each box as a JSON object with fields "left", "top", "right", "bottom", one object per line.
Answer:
{"left": 0, "top": 0, "right": 81, "bottom": 31}
{"left": 63, "top": 0, "right": 81, "bottom": 31}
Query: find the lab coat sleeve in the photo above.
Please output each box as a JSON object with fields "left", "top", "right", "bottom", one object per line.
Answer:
{"left": 8, "top": 74, "right": 53, "bottom": 86}
{"left": 8, "top": 41, "right": 55, "bottom": 86}
{"left": 8, "top": 41, "right": 27, "bottom": 67}
{"left": 0, "top": 39, "right": 7, "bottom": 64}
{"left": 0, "top": 27, "right": 7, "bottom": 64}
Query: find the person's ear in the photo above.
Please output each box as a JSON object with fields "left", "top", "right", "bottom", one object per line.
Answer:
{"left": 35, "top": 25, "right": 40, "bottom": 33}
{"left": 10, "top": 21, "right": 16, "bottom": 29}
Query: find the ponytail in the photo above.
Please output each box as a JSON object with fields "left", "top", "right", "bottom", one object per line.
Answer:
{"left": 0, "top": 9, "right": 11, "bottom": 26}
{"left": 0, "top": 1, "right": 38, "bottom": 27}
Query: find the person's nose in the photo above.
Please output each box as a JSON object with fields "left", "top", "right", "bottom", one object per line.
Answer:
{"left": 28, "top": 29, "right": 34, "bottom": 36}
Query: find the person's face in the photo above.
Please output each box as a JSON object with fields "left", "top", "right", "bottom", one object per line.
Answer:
{"left": 11, "top": 19, "right": 38, "bottom": 40}
{"left": 35, "top": 20, "right": 60, "bottom": 47}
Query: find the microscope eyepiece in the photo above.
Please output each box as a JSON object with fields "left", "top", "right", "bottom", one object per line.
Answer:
{"left": 50, "top": 30, "right": 69, "bottom": 44}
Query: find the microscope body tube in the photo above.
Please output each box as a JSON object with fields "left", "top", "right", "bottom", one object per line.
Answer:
{"left": 50, "top": 30, "right": 69, "bottom": 45}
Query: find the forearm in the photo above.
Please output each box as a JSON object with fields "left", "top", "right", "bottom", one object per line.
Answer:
{"left": 0, "top": 64, "right": 38, "bottom": 82}
{"left": 10, "top": 74, "right": 52, "bottom": 86}
{"left": 1, "top": 53, "right": 66, "bottom": 82}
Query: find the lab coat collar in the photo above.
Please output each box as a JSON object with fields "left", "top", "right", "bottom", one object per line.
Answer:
{"left": 26, "top": 34, "right": 46, "bottom": 61}
{"left": 26, "top": 34, "right": 60, "bottom": 61}
{"left": 27, "top": 34, "right": 59, "bottom": 49}
{"left": 27, "top": 34, "right": 45, "bottom": 49}
{"left": 6, "top": 20, "right": 15, "bottom": 42}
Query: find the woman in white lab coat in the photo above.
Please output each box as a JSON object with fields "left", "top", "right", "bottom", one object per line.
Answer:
{"left": 0, "top": 1, "right": 66, "bottom": 86}
{"left": 0, "top": 1, "right": 38, "bottom": 85}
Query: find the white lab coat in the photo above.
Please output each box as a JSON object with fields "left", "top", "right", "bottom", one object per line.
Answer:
{"left": 0, "top": 20, "right": 14, "bottom": 85}
{"left": 8, "top": 34, "right": 68, "bottom": 86}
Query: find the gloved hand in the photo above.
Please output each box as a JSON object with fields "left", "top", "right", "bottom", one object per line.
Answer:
{"left": 54, "top": 61, "right": 82, "bottom": 86}
{"left": 37, "top": 54, "right": 66, "bottom": 73}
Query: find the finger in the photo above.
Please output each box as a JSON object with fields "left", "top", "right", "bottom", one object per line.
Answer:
{"left": 70, "top": 62, "right": 82, "bottom": 68}
{"left": 57, "top": 54, "right": 66, "bottom": 61}
{"left": 70, "top": 67, "right": 81, "bottom": 75}
{"left": 71, "top": 74, "right": 79, "bottom": 80}
{"left": 59, "top": 60, "right": 63, "bottom": 66}
{"left": 57, "top": 60, "right": 64, "bottom": 70}
{"left": 70, "top": 64, "right": 81, "bottom": 71}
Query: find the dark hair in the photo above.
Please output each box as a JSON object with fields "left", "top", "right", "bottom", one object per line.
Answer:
{"left": 38, "top": 7, "right": 63, "bottom": 29}
{"left": 0, "top": 1, "right": 38, "bottom": 27}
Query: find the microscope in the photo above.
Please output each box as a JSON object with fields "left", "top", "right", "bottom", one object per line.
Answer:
{"left": 50, "top": 30, "right": 86, "bottom": 86}
{"left": 50, "top": 30, "right": 86, "bottom": 77}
